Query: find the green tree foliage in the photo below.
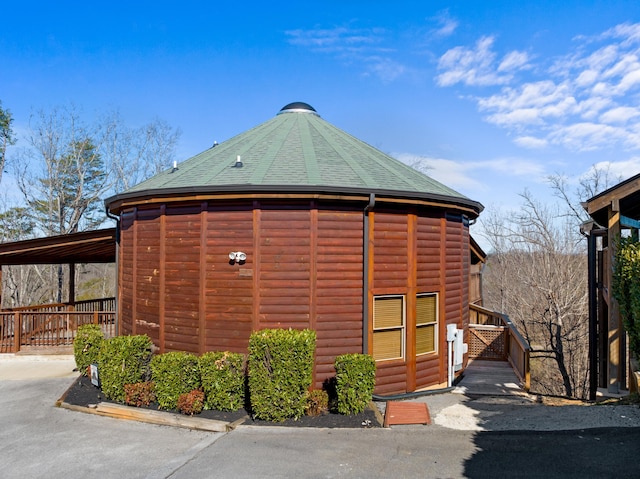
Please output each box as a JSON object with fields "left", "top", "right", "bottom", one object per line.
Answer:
{"left": 0, "top": 207, "right": 35, "bottom": 242}
{"left": 0, "top": 100, "right": 15, "bottom": 185}
{"left": 30, "top": 137, "right": 107, "bottom": 235}
{"left": 1, "top": 104, "right": 180, "bottom": 307}
{"left": 612, "top": 236, "right": 640, "bottom": 356}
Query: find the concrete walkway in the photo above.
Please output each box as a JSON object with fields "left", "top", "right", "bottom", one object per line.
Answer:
{"left": 453, "top": 359, "right": 527, "bottom": 397}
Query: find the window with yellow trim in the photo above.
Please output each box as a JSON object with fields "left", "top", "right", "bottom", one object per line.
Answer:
{"left": 416, "top": 293, "right": 437, "bottom": 355}
{"left": 372, "top": 295, "right": 405, "bottom": 361}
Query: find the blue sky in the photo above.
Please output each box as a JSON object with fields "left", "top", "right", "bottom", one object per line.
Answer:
{"left": 3, "top": 1, "right": 640, "bottom": 245}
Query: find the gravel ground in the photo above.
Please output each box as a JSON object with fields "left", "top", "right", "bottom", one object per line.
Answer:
{"left": 408, "top": 392, "right": 640, "bottom": 431}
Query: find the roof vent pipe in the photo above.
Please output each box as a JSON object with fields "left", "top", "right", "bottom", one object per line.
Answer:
{"left": 234, "top": 155, "right": 243, "bottom": 168}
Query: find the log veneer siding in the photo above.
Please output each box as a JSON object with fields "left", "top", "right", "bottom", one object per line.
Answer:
{"left": 117, "top": 199, "right": 470, "bottom": 394}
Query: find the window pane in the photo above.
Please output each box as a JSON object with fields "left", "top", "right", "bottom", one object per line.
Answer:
{"left": 374, "top": 297, "right": 403, "bottom": 329}
{"left": 416, "top": 324, "right": 435, "bottom": 355}
{"left": 416, "top": 294, "right": 436, "bottom": 326}
{"left": 373, "top": 330, "right": 402, "bottom": 360}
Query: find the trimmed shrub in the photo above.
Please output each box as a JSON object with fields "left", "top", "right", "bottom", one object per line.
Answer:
{"left": 305, "top": 389, "right": 329, "bottom": 416}
{"left": 248, "top": 328, "right": 316, "bottom": 422}
{"left": 335, "top": 354, "right": 376, "bottom": 415}
{"left": 199, "top": 351, "right": 245, "bottom": 411}
{"left": 177, "top": 389, "right": 205, "bottom": 415}
{"left": 151, "top": 352, "right": 201, "bottom": 410}
{"left": 97, "top": 335, "right": 153, "bottom": 402}
{"left": 124, "top": 382, "right": 156, "bottom": 407}
{"left": 73, "top": 324, "right": 104, "bottom": 376}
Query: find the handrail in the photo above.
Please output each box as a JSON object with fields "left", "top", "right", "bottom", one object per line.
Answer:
{"left": 469, "top": 303, "right": 531, "bottom": 391}
{"left": 2, "top": 297, "right": 116, "bottom": 312}
{"left": 0, "top": 297, "right": 116, "bottom": 353}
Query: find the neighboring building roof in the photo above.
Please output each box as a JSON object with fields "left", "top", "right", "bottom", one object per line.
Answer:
{"left": 106, "top": 102, "right": 483, "bottom": 216}
{"left": 0, "top": 228, "right": 116, "bottom": 265}
{"left": 470, "top": 235, "right": 487, "bottom": 265}
{"left": 583, "top": 171, "right": 640, "bottom": 226}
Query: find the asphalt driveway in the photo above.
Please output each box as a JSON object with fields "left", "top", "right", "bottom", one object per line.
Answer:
{"left": 1, "top": 355, "right": 639, "bottom": 479}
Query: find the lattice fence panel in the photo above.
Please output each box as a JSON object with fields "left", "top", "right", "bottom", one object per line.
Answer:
{"left": 469, "top": 326, "right": 507, "bottom": 360}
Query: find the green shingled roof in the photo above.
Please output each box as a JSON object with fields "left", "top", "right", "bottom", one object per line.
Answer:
{"left": 108, "top": 103, "right": 482, "bottom": 214}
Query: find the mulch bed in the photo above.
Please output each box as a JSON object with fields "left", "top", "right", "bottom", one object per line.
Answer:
{"left": 61, "top": 376, "right": 382, "bottom": 428}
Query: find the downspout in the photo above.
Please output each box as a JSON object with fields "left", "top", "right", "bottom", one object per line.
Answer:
{"left": 105, "top": 206, "right": 121, "bottom": 334}
{"left": 363, "top": 193, "right": 375, "bottom": 355}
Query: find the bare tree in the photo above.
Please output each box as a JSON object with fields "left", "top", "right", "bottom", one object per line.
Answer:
{"left": 482, "top": 191, "right": 589, "bottom": 398}
{"left": 4, "top": 104, "right": 181, "bottom": 306}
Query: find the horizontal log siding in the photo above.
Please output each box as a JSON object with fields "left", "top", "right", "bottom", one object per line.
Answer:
{"left": 460, "top": 222, "right": 470, "bottom": 365}
{"left": 371, "top": 212, "right": 409, "bottom": 393}
{"left": 119, "top": 210, "right": 135, "bottom": 336}
{"left": 116, "top": 199, "right": 471, "bottom": 396}
{"left": 416, "top": 216, "right": 442, "bottom": 290}
{"left": 372, "top": 212, "right": 408, "bottom": 293}
{"left": 203, "top": 207, "right": 254, "bottom": 353}
{"left": 314, "top": 210, "right": 364, "bottom": 387}
{"left": 415, "top": 216, "right": 444, "bottom": 390}
{"left": 163, "top": 206, "right": 201, "bottom": 353}
{"left": 258, "top": 209, "right": 311, "bottom": 328}
{"left": 134, "top": 209, "right": 161, "bottom": 343}
{"left": 445, "top": 220, "right": 464, "bottom": 327}
{"left": 443, "top": 219, "right": 468, "bottom": 378}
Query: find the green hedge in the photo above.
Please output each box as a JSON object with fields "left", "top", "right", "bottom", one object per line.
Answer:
{"left": 613, "top": 236, "right": 640, "bottom": 356}
{"left": 248, "top": 328, "right": 316, "bottom": 422}
{"left": 97, "top": 335, "right": 153, "bottom": 402}
{"left": 73, "top": 324, "right": 104, "bottom": 376}
{"left": 335, "top": 353, "right": 376, "bottom": 415}
{"left": 199, "top": 351, "right": 245, "bottom": 411}
{"left": 151, "top": 352, "right": 201, "bottom": 410}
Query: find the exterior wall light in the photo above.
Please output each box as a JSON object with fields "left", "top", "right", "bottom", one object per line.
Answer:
{"left": 228, "top": 251, "right": 247, "bottom": 263}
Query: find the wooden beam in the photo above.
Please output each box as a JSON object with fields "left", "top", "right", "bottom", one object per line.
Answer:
{"left": 585, "top": 176, "right": 640, "bottom": 215}
{"left": 607, "top": 207, "right": 622, "bottom": 392}
{"left": 406, "top": 214, "right": 417, "bottom": 392}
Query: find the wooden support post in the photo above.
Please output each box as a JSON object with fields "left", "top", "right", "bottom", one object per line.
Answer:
{"left": 69, "top": 262, "right": 76, "bottom": 306}
{"left": 13, "top": 312, "right": 20, "bottom": 353}
{"left": 607, "top": 207, "right": 622, "bottom": 393}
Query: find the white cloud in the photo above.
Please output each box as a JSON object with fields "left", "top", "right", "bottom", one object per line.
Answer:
{"left": 285, "top": 26, "right": 409, "bottom": 83}
{"left": 514, "top": 136, "right": 548, "bottom": 149}
{"left": 498, "top": 51, "right": 530, "bottom": 72}
{"left": 363, "top": 56, "right": 406, "bottom": 83}
{"left": 431, "top": 11, "right": 458, "bottom": 37}
{"left": 599, "top": 106, "right": 640, "bottom": 124}
{"left": 436, "top": 36, "right": 518, "bottom": 87}
{"left": 438, "top": 22, "right": 640, "bottom": 153}
{"left": 395, "top": 153, "right": 545, "bottom": 193}
{"left": 285, "top": 27, "right": 381, "bottom": 49}
{"left": 548, "top": 122, "right": 627, "bottom": 151}
{"left": 580, "top": 157, "right": 640, "bottom": 184}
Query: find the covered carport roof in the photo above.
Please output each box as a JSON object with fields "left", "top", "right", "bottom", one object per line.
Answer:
{"left": 0, "top": 228, "right": 116, "bottom": 266}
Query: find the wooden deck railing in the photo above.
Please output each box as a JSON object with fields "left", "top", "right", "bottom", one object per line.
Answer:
{"left": 469, "top": 303, "right": 531, "bottom": 391}
{"left": 0, "top": 298, "right": 116, "bottom": 353}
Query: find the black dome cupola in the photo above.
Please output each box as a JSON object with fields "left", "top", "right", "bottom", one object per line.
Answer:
{"left": 278, "top": 102, "right": 318, "bottom": 115}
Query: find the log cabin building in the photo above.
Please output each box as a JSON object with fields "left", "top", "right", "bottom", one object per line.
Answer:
{"left": 105, "top": 102, "right": 484, "bottom": 395}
